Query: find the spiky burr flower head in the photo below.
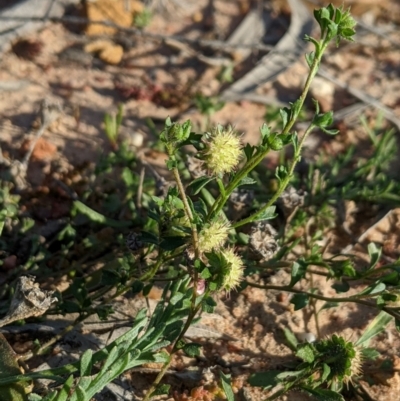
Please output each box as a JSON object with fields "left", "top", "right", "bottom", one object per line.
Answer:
{"left": 198, "top": 220, "right": 231, "bottom": 253}
{"left": 202, "top": 125, "right": 242, "bottom": 176}
{"left": 220, "top": 248, "right": 244, "bottom": 292}
{"left": 316, "top": 334, "right": 363, "bottom": 386}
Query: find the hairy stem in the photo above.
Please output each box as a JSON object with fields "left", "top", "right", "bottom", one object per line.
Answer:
{"left": 171, "top": 166, "right": 199, "bottom": 259}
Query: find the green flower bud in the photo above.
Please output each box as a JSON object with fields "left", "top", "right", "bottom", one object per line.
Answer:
{"left": 269, "top": 136, "right": 283, "bottom": 151}
{"left": 161, "top": 118, "right": 191, "bottom": 146}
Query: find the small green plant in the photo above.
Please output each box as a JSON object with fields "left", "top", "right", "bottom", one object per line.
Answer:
{"left": 133, "top": 8, "right": 153, "bottom": 29}
{"left": 3, "top": 4, "right": 400, "bottom": 401}
{"left": 104, "top": 103, "right": 124, "bottom": 149}
{"left": 0, "top": 182, "right": 20, "bottom": 237}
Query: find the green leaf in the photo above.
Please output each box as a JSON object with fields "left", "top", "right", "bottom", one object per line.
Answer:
{"left": 290, "top": 261, "right": 307, "bottom": 287}
{"left": 340, "top": 27, "right": 356, "bottom": 38}
{"left": 193, "top": 198, "right": 208, "bottom": 220}
{"left": 131, "top": 281, "right": 144, "bottom": 295}
{"left": 201, "top": 296, "right": 217, "bottom": 313}
{"left": 238, "top": 176, "right": 257, "bottom": 186}
{"left": 296, "top": 343, "right": 315, "bottom": 363}
{"left": 291, "top": 99, "right": 302, "bottom": 117}
{"left": 121, "top": 167, "right": 135, "bottom": 187}
{"left": 283, "top": 328, "right": 298, "bottom": 351}
{"left": 150, "top": 384, "right": 170, "bottom": 397}
{"left": 312, "top": 111, "right": 334, "bottom": 128}
{"left": 80, "top": 350, "right": 93, "bottom": 377}
{"left": 183, "top": 343, "right": 202, "bottom": 358}
{"left": 248, "top": 370, "right": 280, "bottom": 389}
{"left": 302, "top": 386, "right": 344, "bottom": 401}
{"left": 396, "top": 319, "right": 400, "bottom": 332}
{"left": 260, "top": 123, "right": 271, "bottom": 140}
{"left": 171, "top": 196, "right": 184, "bottom": 210}
{"left": 200, "top": 267, "right": 212, "bottom": 279}
{"left": 166, "top": 159, "right": 177, "bottom": 170}
{"left": 28, "top": 395, "right": 43, "bottom": 401}
{"left": 290, "top": 293, "right": 309, "bottom": 310}
{"left": 237, "top": 232, "right": 249, "bottom": 245}
{"left": 220, "top": 372, "right": 235, "bottom": 401}
{"left": 75, "top": 386, "right": 86, "bottom": 401}
{"left": 276, "top": 370, "right": 305, "bottom": 381}
{"left": 101, "top": 346, "right": 119, "bottom": 373}
{"left": 305, "top": 51, "right": 315, "bottom": 68}
{"left": 154, "top": 350, "right": 171, "bottom": 364}
{"left": 279, "top": 108, "right": 290, "bottom": 128}
{"left": 362, "top": 347, "right": 380, "bottom": 360}
{"left": 275, "top": 165, "right": 288, "bottom": 183}
{"left": 367, "top": 243, "right": 381, "bottom": 270}
{"left": 159, "top": 236, "right": 187, "bottom": 251}
{"left": 57, "top": 375, "right": 74, "bottom": 401}
{"left": 243, "top": 144, "right": 256, "bottom": 160}
{"left": 334, "top": 6, "right": 342, "bottom": 24}
{"left": 142, "top": 283, "right": 153, "bottom": 297}
{"left": 254, "top": 206, "right": 276, "bottom": 222}
{"left": 357, "top": 282, "right": 386, "bottom": 296}
{"left": 164, "top": 321, "right": 184, "bottom": 342}
{"left": 304, "top": 35, "right": 320, "bottom": 50}
{"left": 320, "top": 127, "right": 339, "bottom": 136}
{"left": 73, "top": 201, "right": 130, "bottom": 228}
{"left": 188, "top": 176, "right": 214, "bottom": 195}
{"left": 321, "top": 363, "right": 331, "bottom": 382}
{"left": 169, "top": 293, "right": 185, "bottom": 306}
{"left": 356, "top": 311, "right": 392, "bottom": 347}
{"left": 140, "top": 231, "right": 159, "bottom": 245}
{"left": 101, "top": 268, "right": 121, "bottom": 286}
{"left": 325, "top": 19, "right": 339, "bottom": 41}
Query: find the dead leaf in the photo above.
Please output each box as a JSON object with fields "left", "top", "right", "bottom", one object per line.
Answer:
{"left": 0, "top": 276, "right": 57, "bottom": 328}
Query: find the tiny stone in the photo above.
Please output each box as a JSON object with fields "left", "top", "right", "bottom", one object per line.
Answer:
{"left": 2, "top": 255, "right": 17, "bottom": 271}
{"left": 131, "top": 132, "right": 144, "bottom": 147}
{"left": 276, "top": 292, "right": 287, "bottom": 303}
{"left": 298, "top": 332, "right": 316, "bottom": 343}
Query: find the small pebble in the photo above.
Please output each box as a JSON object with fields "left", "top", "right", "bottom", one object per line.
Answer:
{"left": 298, "top": 332, "right": 316, "bottom": 343}
{"left": 131, "top": 132, "right": 144, "bottom": 147}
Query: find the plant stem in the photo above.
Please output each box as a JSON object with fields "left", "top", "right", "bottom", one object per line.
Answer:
{"left": 246, "top": 281, "right": 400, "bottom": 320}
